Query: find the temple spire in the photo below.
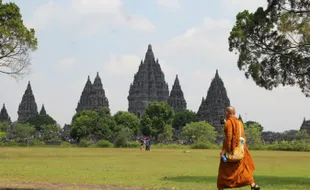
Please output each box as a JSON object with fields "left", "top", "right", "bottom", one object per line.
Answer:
{"left": 168, "top": 74, "right": 187, "bottom": 112}
{"left": 144, "top": 44, "right": 155, "bottom": 64}
{"left": 17, "top": 81, "right": 38, "bottom": 122}
{"left": 0, "top": 103, "right": 11, "bottom": 123}
{"left": 40, "top": 104, "right": 47, "bottom": 115}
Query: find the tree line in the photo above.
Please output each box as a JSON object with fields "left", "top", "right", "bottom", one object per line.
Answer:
{"left": 0, "top": 102, "right": 309, "bottom": 151}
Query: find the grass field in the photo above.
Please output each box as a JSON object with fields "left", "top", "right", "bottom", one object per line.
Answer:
{"left": 0, "top": 147, "right": 309, "bottom": 190}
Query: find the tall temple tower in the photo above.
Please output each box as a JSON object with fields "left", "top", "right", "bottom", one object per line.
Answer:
{"left": 168, "top": 75, "right": 187, "bottom": 112}
{"left": 128, "top": 44, "right": 169, "bottom": 118}
{"left": 196, "top": 70, "right": 230, "bottom": 132}
{"left": 17, "top": 81, "right": 38, "bottom": 122}
{"left": 0, "top": 104, "right": 11, "bottom": 123}
{"left": 76, "top": 72, "right": 109, "bottom": 112}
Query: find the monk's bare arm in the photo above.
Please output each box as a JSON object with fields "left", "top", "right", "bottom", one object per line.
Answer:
{"left": 226, "top": 120, "right": 233, "bottom": 153}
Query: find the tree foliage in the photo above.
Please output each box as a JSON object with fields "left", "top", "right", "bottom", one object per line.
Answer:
{"left": 26, "top": 114, "right": 56, "bottom": 131}
{"left": 229, "top": 0, "right": 310, "bottom": 96}
{"left": 245, "top": 121, "right": 264, "bottom": 132}
{"left": 0, "top": 1, "right": 38, "bottom": 77}
{"left": 12, "top": 123, "right": 36, "bottom": 140}
{"left": 0, "top": 121, "right": 9, "bottom": 132}
{"left": 70, "top": 108, "right": 116, "bottom": 142}
{"left": 113, "top": 111, "right": 140, "bottom": 136}
{"left": 182, "top": 121, "right": 218, "bottom": 143}
{"left": 172, "top": 110, "right": 196, "bottom": 130}
{"left": 140, "top": 102, "right": 174, "bottom": 140}
{"left": 39, "top": 124, "right": 61, "bottom": 142}
{"left": 244, "top": 123, "right": 262, "bottom": 145}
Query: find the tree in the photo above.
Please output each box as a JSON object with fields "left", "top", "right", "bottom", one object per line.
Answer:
{"left": 26, "top": 114, "right": 56, "bottom": 131}
{"left": 0, "top": 121, "right": 9, "bottom": 132}
{"left": 282, "top": 129, "right": 299, "bottom": 141}
{"left": 113, "top": 111, "right": 140, "bottom": 136}
{"left": 157, "top": 124, "right": 174, "bottom": 144}
{"left": 244, "top": 121, "right": 264, "bottom": 132}
{"left": 172, "top": 110, "right": 196, "bottom": 130}
{"left": 12, "top": 123, "right": 36, "bottom": 141}
{"left": 39, "top": 124, "right": 61, "bottom": 142}
{"left": 182, "top": 121, "right": 218, "bottom": 144}
{"left": 70, "top": 108, "right": 116, "bottom": 142}
{"left": 244, "top": 123, "right": 262, "bottom": 145}
{"left": 0, "top": 1, "right": 38, "bottom": 77}
{"left": 140, "top": 102, "right": 174, "bottom": 141}
{"left": 114, "top": 127, "right": 135, "bottom": 147}
{"left": 70, "top": 110, "right": 98, "bottom": 142}
{"left": 296, "top": 129, "right": 309, "bottom": 142}
{"left": 229, "top": 0, "right": 310, "bottom": 97}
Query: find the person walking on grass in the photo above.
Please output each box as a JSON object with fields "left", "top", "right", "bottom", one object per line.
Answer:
{"left": 217, "top": 106, "right": 260, "bottom": 190}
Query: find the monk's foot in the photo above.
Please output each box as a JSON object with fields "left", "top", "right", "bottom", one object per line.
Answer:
{"left": 250, "top": 183, "right": 260, "bottom": 190}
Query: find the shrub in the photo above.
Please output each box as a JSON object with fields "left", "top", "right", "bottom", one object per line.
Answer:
{"left": 79, "top": 139, "right": 91, "bottom": 147}
{"left": 153, "top": 144, "right": 189, "bottom": 149}
{"left": 126, "top": 141, "right": 140, "bottom": 148}
{"left": 60, "top": 141, "right": 72, "bottom": 147}
{"left": 96, "top": 140, "right": 113, "bottom": 148}
{"left": 30, "top": 140, "right": 46, "bottom": 146}
{"left": 190, "top": 142, "right": 219, "bottom": 149}
{"left": 114, "top": 136, "right": 127, "bottom": 147}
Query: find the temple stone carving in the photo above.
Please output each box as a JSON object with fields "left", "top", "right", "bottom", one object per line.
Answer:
{"left": 0, "top": 104, "right": 11, "bottom": 123}
{"left": 168, "top": 75, "right": 187, "bottom": 112}
{"left": 76, "top": 72, "right": 109, "bottom": 112}
{"left": 17, "top": 81, "right": 38, "bottom": 123}
{"left": 127, "top": 44, "right": 169, "bottom": 118}
{"left": 196, "top": 70, "right": 231, "bottom": 132}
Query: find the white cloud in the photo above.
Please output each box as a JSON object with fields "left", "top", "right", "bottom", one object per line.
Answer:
{"left": 27, "top": 0, "right": 156, "bottom": 36}
{"left": 103, "top": 55, "right": 140, "bottom": 75}
{"left": 56, "top": 57, "right": 76, "bottom": 71}
{"left": 156, "top": 0, "right": 181, "bottom": 9}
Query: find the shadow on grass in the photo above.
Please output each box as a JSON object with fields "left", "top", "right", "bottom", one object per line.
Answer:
{"left": 162, "top": 175, "right": 310, "bottom": 186}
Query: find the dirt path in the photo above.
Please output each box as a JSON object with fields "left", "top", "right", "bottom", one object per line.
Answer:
{"left": 0, "top": 180, "right": 175, "bottom": 190}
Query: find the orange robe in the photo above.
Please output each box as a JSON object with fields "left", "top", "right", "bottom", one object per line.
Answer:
{"left": 217, "top": 116, "right": 255, "bottom": 189}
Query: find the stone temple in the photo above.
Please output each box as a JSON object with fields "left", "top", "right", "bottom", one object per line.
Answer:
{"left": 300, "top": 117, "right": 310, "bottom": 134}
{"left": 168, "top": 75, "right": 187, "bottom": 112}
{"left": 128, "top": 44, "right": 170, "bottom": 118}
{"left": 76, "top": 72, "right": 109, "bottom": 112}
{"left": 0, "top": 104, "right": 11, "bottom": 123}
{"left": 17, "top": 81, "right": 38, "bottom": 123}
{"left": 196, "top": 70, "right": 231, "bottom": 132}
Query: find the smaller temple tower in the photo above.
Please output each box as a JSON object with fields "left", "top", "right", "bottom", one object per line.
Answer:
{"left": 76, "top": 72, "right": 109, "bottom": 112}
{"left": 0, "top": 104, "right": 11, "bottom": 123}
{"left": 17, "top": 81, "right": 38, "bottom": 123}
{"left": 39, "top": 104, "right": 47, "bottom": 115}
{"left": 168, "top": 75, "right": 187, "bottom": 112}
{"left": 300, "top": 117, "right": 310, "bottom": 134}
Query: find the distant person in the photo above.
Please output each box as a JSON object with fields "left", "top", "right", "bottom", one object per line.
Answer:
{"left": 217, "top": 106, "right": 260, "bottom": 190}
{"left": 145, "top": 138, "right": 151, "bottom": 151}
{"left": 140, "top": 138, "right": 145, "bottom": 151}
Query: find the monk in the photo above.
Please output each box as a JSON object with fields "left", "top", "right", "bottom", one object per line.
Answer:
{"left": 217, "top": 106, "right": 260, "bottom": 190}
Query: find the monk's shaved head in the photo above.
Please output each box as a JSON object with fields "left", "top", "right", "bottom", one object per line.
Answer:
{"left": 225, "top": 106, "right": 236, "bottom": 115}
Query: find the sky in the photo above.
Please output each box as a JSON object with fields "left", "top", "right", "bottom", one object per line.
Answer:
{"left": 0, "top": 0, "right": 309, "bottom": 132}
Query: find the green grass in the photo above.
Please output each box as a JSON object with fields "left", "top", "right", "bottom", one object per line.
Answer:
{"left": 0, "top": 147, "right": 309, "bottom": 189}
